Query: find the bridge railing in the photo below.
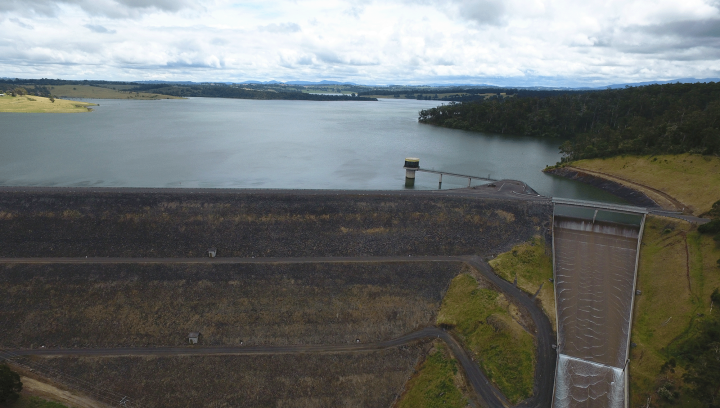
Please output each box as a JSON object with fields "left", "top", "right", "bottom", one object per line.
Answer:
{"left": 552, "top": 197, "right": 648, "bottom": 215}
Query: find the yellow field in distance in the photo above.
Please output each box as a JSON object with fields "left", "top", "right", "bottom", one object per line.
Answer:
{"left": 48, "top": 84, "right": 183, "bottom": 100}
{"left": 0, "top": 95, "right": 96, "bottom": 113}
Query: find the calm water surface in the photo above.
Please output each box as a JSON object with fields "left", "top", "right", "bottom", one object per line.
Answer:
{"left": 0, "top": 97, "right": 622, "bottom": 201}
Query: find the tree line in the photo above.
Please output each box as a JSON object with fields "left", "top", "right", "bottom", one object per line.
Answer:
{"left": 0, "top": 85, "right": 55, "bottom": 101}
{"left": 127, "top": 84, "right": 377, "bottom": 101}
{"left": 359, "top": 87, "right": 587, "bottom": 101}
{"left": 418, "top": 82, "right": 720, "bottom": 160}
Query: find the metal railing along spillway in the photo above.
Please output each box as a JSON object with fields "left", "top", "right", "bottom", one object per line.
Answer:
{"left": 551, "top": 200, "right": 647, "bottom": 408}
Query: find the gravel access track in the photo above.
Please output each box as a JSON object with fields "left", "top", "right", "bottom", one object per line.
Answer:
{"left": 6, "top": 327, "right": 509, "bottom": 408}
{"left": 0, "top": 182, "right": 550, "bottom": 202}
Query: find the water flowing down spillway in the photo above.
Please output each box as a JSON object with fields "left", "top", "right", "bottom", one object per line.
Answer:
{"left": 552, "top": 215, "right": 644, "bottom": 408}
{"left": 554, "top": 355, "right": 625, "bottom": 408}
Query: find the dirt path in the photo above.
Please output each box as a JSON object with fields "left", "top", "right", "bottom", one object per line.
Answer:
{"left": 5, "top": 327, "right": 510, "bottom": 408}
{"left": 0, "top": 182, "right": 551, "bottom": 203}
{"left": 0, "top": 255, "right": 461, "bottom": 265}
{"left": 20, "top": 376, "right": 108, "bottom": 408}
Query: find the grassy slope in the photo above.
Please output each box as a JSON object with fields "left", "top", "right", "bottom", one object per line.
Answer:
{"left": 629, "top": 215, "right": 720, "bottom": 407}
{"left": 0, "top": 96, "right": 95, "bottom": 113}
{"left": 436, "top": 274, "right": 535, "bottom": 404}
{"left": 488, "top": 236, "right": 556, "bottom": 331}
{"left": 7, "top": 396, "right": 69, "bottom": 408}
{"left": 395, "top": 341, "right": 469, "bottom": 408}
{"left": 570, "top": 154, "right": 720, "bottom": 215}
{"left": 48, "top": 85, "right": 182, "bottom": 100}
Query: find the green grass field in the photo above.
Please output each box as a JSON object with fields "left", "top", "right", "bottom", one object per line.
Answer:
{"left": 489, "top": 236, "right": 556, "bottom": 331}
{"left": 436, "top": 274, "right": 535, "bottom": 404}
{"left": 8, "top": 396, "right": 69, "bottom": 408}
{"left": 629, "top": 215, "right": 720, "bottom": 407}
{"left": 0, "top": 95, "right": 95, "bottom": 113}
{"left": 570, "top": 154, "right": 720, "bottom": 215}
{"left": 395, "top": 341, "right": 469, "bottom": 408}
{"left": 47, "top": 85, "right": 182, "bottom": 100}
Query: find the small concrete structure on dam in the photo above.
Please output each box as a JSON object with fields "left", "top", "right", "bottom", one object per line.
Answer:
{"left": 551, "top": 198, "right": 647, "bottom": 408}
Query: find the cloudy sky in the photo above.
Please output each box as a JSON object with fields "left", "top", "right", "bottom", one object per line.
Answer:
{"left": 1, "top": 0, "right": 719, "bottom": 86}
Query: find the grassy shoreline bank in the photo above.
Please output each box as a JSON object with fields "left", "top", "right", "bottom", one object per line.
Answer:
{"left": 629, "top": 215, "right": 720, "bottom": 407}
{"left": 0, "top": 96, "right": 95, "bottom": 113}
{"left": 548, "top": 154, "right": 720, "bottom": 215}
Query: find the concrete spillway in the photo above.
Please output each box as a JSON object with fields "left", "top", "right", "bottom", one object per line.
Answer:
{"left": 552, "top": 215, "right": 645, "bottom": 408}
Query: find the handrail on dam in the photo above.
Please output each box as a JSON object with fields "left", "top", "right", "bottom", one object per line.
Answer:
{"left": 552, "top": 197, "right": 649, "bottom": 215}
{"left": 414, "top": 168, "right": 497, "bottom": 182}
{"left": 403, "top": 158, "right": 497, "bottom": 188}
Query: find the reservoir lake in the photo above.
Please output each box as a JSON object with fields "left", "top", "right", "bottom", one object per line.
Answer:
{"left": 0, "top": 97, "right": 622, "bottom": 202}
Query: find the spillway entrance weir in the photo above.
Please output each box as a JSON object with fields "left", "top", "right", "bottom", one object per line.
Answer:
{"left": 551, "top": 198, "right": 648, "bottom": 408}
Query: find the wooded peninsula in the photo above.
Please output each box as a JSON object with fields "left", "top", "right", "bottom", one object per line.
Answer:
{"left": 418, "top": 82, "right": 720, "bottom": 161}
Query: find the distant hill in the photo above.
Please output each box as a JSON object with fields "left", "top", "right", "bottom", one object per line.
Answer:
{"left": 285, "top": 80, "right": 358, "bottom": 85}
{"left": 135, "top": 80, "right": 195, "bottom": 84}
{"left": 601, "top": 78, "right": 720, "bottom": 89}
{"left": 127, "top": 83, "right": 377, "bottom": 101}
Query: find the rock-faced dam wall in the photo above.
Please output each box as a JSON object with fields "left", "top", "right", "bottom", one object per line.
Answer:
{"left": 0, "top": 262, "right": 463, "bottom": 348}
{"left": 0, "top": 190, "right": 551, "bottom": 258}
{"left": 0, "top": 189, "right": 553, "bottom": 408}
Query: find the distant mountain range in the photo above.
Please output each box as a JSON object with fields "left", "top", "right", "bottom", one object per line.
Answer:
{"left": 4, "top": 77, "right": 718, "bottom": 89}
{"left": 600, "top": 78, "right": 720, "bottom": 89}
{"left": 133, "top": 77, "right": 719, "bottom": 89}
{"left": 234, "top": 80, "right": 358, "bottom": 85}
{"left": 132, "top": 80, "right": 358, "bottom": 86}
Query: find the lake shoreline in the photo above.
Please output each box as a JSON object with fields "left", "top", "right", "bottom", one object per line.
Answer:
{"left": 544, "top": 166, "right": 660, "bottom": 208}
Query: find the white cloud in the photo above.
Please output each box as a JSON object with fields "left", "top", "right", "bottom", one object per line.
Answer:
{"left": 9, "top": 17, "right": 34, "bottom": 29}
{"left": 0, "top": 0, "right": 201, "bottom": 18}
{"left": 84, "top": 24, "right": 116, "bottom": 33}
{"left": 258, "top": 22, "right": 301, "bottom": 33}
{"left": 0, "top": 0, "right": 718, "bottom": 86}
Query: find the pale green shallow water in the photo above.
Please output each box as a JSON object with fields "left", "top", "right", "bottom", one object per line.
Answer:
{"left": 0, "top": 97, "right": 623, "bottom": 202}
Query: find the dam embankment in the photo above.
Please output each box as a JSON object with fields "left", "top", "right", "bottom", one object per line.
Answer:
{"left": 0, "top": 189, "right": 551, "bottom": 258}
{"left": 0, "top": 189, "right": 553, "bottom": 408}
{"left": 0, "top": 261, "right": 462, "bottom": 349}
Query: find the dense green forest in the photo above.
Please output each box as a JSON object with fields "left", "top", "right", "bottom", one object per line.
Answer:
{"left": 419, "top": 82, "right": 720, "bottom": 160}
